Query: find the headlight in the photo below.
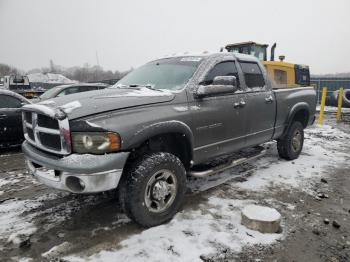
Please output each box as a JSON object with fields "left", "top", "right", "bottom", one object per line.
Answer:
{"left": 72, "top": 132, "right": 121, "bottom": 154}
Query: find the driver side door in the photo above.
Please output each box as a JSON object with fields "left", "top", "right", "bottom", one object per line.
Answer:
{"left": 190, "top": 61, "right": 248, "bottom": 164}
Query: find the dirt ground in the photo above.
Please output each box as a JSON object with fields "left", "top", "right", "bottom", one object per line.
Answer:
{"left": 235, "top": 166, "right": 350, "bottom": 262}
{"left": 0, "top": 114, "right": 349, "bottom": 262}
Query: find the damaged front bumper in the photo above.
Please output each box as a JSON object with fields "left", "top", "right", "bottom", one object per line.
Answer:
{"left": 22, "top": 141, "right": 130, "bottom": 193}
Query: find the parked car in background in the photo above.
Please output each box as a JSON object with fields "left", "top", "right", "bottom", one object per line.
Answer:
{"left": 0, "top": 89, "right": 31, "bottom": 148}
{"left": 34, "top": 83, "right": 109, "bottom": 102}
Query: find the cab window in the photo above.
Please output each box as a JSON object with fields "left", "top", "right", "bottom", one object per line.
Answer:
{"left": 203, "top": 61, "right": 239, "bottom": 86}
{"left": 239, "top": 61, "right": 265, "bottom": 88}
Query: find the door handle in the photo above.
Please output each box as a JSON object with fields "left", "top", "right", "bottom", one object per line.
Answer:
{"left": 265, "top": 95, "right": 274, "bottom": 103}
{"left": 234, "top": 100, "right": 246, "bottom": 108}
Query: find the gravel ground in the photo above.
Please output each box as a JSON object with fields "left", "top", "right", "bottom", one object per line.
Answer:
{"left": 0, "top": 114, "right": 349, "bottom": 262}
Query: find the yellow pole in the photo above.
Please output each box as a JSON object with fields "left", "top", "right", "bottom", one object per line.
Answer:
{"left": 336, "top": 87, "right": 344, "bottom": 123}
{"left": 318, "top": 87, "right": 327, "bottom": 125}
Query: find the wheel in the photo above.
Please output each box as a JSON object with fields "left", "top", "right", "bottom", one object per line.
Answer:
{"left": 119, "top": 152, "right": 186, "bottom": 227}
{"left": 277, "top": 121, "right": 304, "bottom": 160}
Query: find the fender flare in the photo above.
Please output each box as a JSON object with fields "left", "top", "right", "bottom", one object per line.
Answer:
{"left": 282, "top": 102, "right": 310, "bottom": 137}
{"left": 126, "top": 120, "right": 194, "bottom": 157}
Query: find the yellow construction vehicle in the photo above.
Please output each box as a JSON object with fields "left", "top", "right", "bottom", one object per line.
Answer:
{"left": 224, "top": 41, "right": 310, "bottom": 88}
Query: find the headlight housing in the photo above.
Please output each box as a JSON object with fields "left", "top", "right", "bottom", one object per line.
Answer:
{"left": 71, "top": 132, "right": 121, "bottom": 154}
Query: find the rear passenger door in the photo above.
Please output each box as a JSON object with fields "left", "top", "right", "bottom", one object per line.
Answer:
{"left": 239, "top": 61, "right": 275, "bottom": 147}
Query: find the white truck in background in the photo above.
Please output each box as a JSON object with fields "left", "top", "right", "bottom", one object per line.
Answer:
{"left": 3, "top": 75, "right": 44, "bottom": 98}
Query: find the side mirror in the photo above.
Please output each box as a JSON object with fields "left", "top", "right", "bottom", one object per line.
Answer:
{"left": 212, "top": 75, "right": 237, "bottom": 86}
{"left": 196, "top": 76, "right": 237, "bottom": 98}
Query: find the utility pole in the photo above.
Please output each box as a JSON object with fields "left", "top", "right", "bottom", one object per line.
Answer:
{"left": 95, "top": 51, "right": 100, "bottom": 67}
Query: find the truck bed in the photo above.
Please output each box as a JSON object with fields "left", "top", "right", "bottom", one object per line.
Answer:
{"left": 273, "top": 86, "right": 317, "bottom": 139}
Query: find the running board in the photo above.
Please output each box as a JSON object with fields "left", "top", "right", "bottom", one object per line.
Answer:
{"left": 189, "top": 149, "right": 266, "bottom": 178}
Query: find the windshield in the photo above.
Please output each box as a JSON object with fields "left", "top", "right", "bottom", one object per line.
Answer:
{"left": 113, "top": 57, "right": 202, "bottom": 91}
{"left": 40, "top": 86, "right": 62, "bottom": 99}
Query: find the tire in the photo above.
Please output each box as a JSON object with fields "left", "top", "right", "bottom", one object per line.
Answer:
{"left": 119, "top": 152, "right": 186, "bottom": 227}
{"left": 277, "top": 121, "right": 304, "bottom": 160}
{"left": 331, "top": 89, "right": 350, "bottom": 108}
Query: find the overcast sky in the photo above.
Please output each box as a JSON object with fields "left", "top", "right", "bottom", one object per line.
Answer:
{"left": 0, "top": 0, "right": 349, "bottom": 74}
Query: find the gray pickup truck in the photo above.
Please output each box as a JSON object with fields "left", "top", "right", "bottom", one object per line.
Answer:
{"left": 22, "top": 53, "right": 316, "bottom": 227}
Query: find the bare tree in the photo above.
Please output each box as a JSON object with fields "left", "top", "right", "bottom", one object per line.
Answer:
{"left": 0, "top": 62, "right": 130, "bottom": 83}
{"left": 0, "top": 63, "right": 22, "bottom": 76}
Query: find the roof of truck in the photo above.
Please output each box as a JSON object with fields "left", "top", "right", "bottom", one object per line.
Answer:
{"left": 158, "top": 52, "right": 259, "bottom": 62}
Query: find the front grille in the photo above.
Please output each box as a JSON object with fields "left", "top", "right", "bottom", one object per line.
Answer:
{"left": 39, "top": 132, "right": 62, "bottom": 150}
{"left": 24, "top": 112, "right": 32, "bottom": 123}
{"left": 37, "top": 114, "right": 59, "bottom": 129}
{"left": 27, "top": 128, "right": 35, "bottom": 141}
{"left": 22, "top": 108, "right": 71, "bottom": 155}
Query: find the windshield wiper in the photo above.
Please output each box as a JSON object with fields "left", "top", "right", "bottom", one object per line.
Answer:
{"left": 113, "top": 84, "right": 139, "bottom": 89}
{"left": 128, "top": 84, "right": 164, "bottom": 92}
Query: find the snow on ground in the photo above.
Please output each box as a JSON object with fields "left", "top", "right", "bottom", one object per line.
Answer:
{"left": 67, "top": 198, "right": 281, "bottom": 262}
{"left": 0, "top": 174, "right": 21, "bottom": 188}
{"left": 191, "top": 124, "right": 350, "bottom": 195}
{"left": 42, "top": 241, "right": 71, "bottom": 259}
{"left": 316, "top": 105, "right": 350, "bottom": 113}
{"left": 27, "top": 73, "right": 75, "bottom": 84}
{"left": 0, "top": 178, "right": 12, "bottom": 187}
{"left": 0, "top": 199, "right": 41, "bottom": 245}
{"left": 0, "top": 191, "right": 65, "bottom": 245}
{"left": 65, "top": 124, "right": 349, "bottom": 262}
{"left": 0, "top": 190, "right": 95, "bottom": 247}
{"left": 0, "top": 124, "right": 347, "bottom": 260}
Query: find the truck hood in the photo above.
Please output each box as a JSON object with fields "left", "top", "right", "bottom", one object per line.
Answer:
{"left": 35, "top": 87, "right": 175, "bottom": 120}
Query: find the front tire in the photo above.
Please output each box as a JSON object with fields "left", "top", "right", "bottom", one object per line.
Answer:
{"left": 119, "top": 152, "right": 186, "bottom": 227}
{"left": 277, "top": 121, "right": 304, "bottom": 160}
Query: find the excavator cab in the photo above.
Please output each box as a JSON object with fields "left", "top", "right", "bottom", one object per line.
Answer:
{"left": 225, "top": 41, "right": 310, "bottom": 88}
{"left": 225, "top": 41, "right": 269, "bottom": 61}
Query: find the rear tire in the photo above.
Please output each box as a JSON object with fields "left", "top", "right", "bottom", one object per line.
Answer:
{"left": 119, "top": 152, "right": 186, "bottom": 227}
{"left": 277, "top": 121, "right": 304, "bottom": 160}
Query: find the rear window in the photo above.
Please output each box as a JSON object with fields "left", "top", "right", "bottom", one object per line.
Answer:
{"left": 239, "top": 62, "right": 265, "bottom": 88}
